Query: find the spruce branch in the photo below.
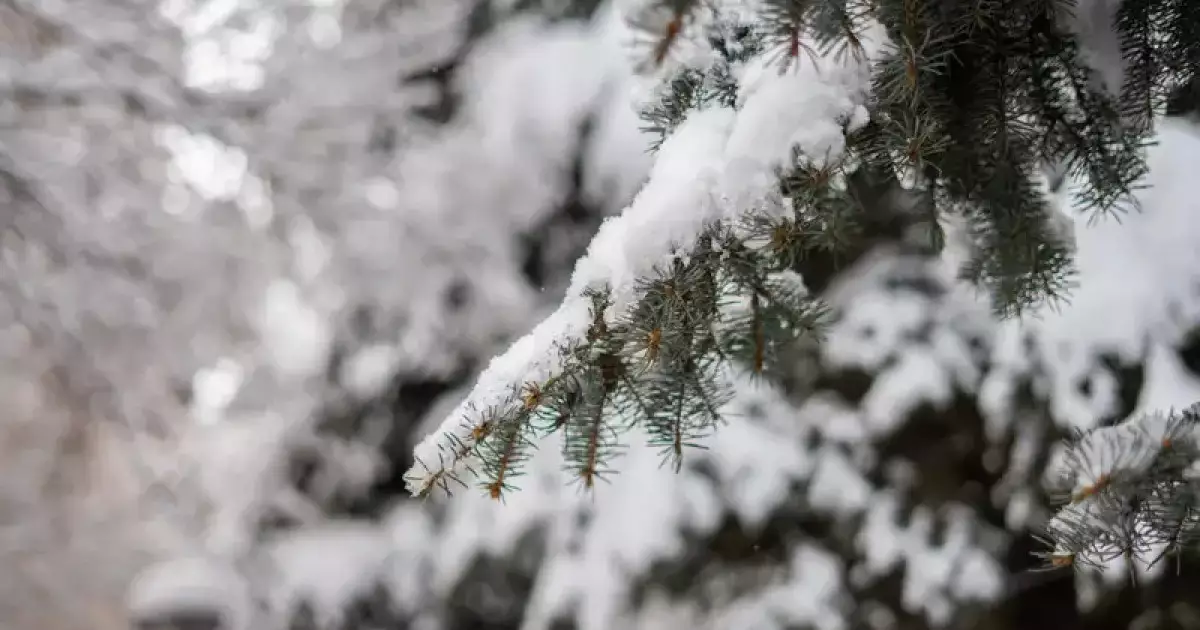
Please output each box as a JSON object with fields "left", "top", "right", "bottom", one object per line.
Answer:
{"left": 437, "top": 221, "right": 831, "bottom": 500}
{"left": 408, "top": 0, "right": 1200, "bottom": 499}
{"left": 638, "top": 0, "right": 1181, "bottom": 316}
{"left": 404, "top": 155, "right": 847, "bottom": 499}
{"left": 402, "top": 70, "right": 868, "bottom": 497}
{"left": 1037, "top": 404, "right": 1200, "bottom": 571}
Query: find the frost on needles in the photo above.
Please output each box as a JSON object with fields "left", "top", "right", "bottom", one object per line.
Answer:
{"left": 405, "top": 0, "right": 1200, "bottom": 511}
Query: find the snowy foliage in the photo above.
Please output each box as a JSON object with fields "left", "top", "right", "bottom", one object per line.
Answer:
{"left": 405, "top": 0, "right": 884, "bottom": 500}
{"left": 6, "top": 0, "right": 1200, "bottom": 629}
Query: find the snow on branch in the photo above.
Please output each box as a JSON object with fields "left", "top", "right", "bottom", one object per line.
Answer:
{"left": 1037, "top": 403, "right": 1200, "bottom": 571}
{"left": 403, "top": 8, "right": 885, "bottom": 498}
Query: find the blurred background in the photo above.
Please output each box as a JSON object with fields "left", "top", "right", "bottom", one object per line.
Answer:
{"left": 4, "top": 1, "right": 1200, "bottom": 629}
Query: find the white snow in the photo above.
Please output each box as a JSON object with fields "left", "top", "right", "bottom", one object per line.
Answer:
{"left": 717, "top": 544, "right": 846, "bottom": 630}
{"left": 713, "top": 380, "right": 818, "bottom": 526}
{"left": 382, "top": 506, "right": 437, "bottom": 611}
{"left": 260, "top": 522, "right": 393, "bottom": 627}
{"left": 258, "top": 279, "right": 332, "bottom": 379}
{"left": 808, "top": 447, "right": 871, "bottom": 516}
{"left": 857, "top": 499, "right": 1003, "bottom": 626}
{"left": 127, "top": 555, "right": 252, "bottom": 629}
{"left": 157, "top": 125, "right": 250, "bottom": 202}
{"left": 576, "top": 105, "right": 737, "bottom": 312}
{"left": 861, "top": 350, "right": 955, "bottom": 436}
{"left": 340, "top": 343, "right": 400, "bottom": 398}
{"left": 191, "top": 357, "right": 246, "bottom": 422}
{"left": 801, "top": 394, "right": 870, "bottom": 444}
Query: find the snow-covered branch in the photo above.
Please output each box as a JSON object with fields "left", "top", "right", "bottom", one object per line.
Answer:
{"left": 403, "top": 5, "right": 884, "bottom": 496}
{"left": 1040, "top": 404, "right": 1200, "bottom": 570}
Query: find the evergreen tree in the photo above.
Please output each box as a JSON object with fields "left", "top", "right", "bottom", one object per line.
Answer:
{"left": 10, "top": 0, "right": 1200, "bottom": 628}
{"left": 404, "top": 0, "right": 1200, "bottom": 573}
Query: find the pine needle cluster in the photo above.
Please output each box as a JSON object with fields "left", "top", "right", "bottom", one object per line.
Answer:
{"left": 1036, "top": 405, "right": 1200, "bottom": 575}
{"left": 410, "top": 0, "right": 1200, "bottom": 501}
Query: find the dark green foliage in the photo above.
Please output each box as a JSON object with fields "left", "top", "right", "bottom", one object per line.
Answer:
{"left": 850, "top": 0, "right": 1146, "bottom": 314}
{"left": 634, "top": 0, "right": 1197, "bottom": 316}
{"left": 1121, "top": 0, "right": 1200, "bottom": 119}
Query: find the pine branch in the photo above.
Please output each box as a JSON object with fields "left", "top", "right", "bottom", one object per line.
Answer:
{"left": 404, "top": 156, "right": 845, "bottom": 499}
{"left": 407, "top": 0, "right": 1200, "bottom": 499}
{"left": 1036, "top": 404, "right": 1200, "bottom": 571}
{"left": 407, "top": 218, "right": 832, "bottom": 500}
